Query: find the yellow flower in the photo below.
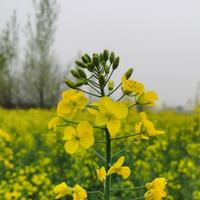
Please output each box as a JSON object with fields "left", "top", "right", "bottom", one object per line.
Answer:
{"left": 57, "top": 89, "right": 88, "bottom": 117}
{"left": 63, "top": 121, "right": 94, "bottom": 154}
{"left": 121, "top": 75, "right": 144, "bottom": 95}
{"left": 53, "top": 182, "right": 72, "bottom": 199}
{"left": 72, "top": 184, "right": 87, "bottom": 200}
{"left": 135, "top": 112, "right": 164, "bottom": 139}
{"left": 88, "top": 97, "right": 128, "bottom": 136}
{"left": 0, "top": 129, "right": 12, "bottom": 142}
{"left": 53, "top": 182, "right": 87, "bottom": 200}
{"left": 137, "top": 91, "right": 158, "bottom": 106}
{"left": 48, "top": 117, "right": 63, "bottom": 131}
{"left": 144, "top": 178, "right": 167, "bottom": 200}
{"left": 96, "top": 167, "right": 106, "bottom": 182}
{"left": 107, "top": 156, "right": 131, "bottom": 179}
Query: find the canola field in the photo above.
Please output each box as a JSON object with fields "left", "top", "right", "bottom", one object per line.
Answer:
{"left": 0, "top": 108, "right": 200, "bottom": 200}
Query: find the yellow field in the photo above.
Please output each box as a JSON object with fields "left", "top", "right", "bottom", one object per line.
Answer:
{"left": 0, "top": 108, "right": 199, "bottom": 200}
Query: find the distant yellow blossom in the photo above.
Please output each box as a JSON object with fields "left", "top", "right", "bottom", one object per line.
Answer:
{"left": 96, "top": 167, "right": 106, "bottom": 182}
{"left": 63, "top": 121, "right": 94, "bottom": 154}
{"left": 144, "top": 178, "right": 167, "bottom": 200}
{"left": 57, "top": 89, "right": 88, "bottom": 117}
{"left": 121, "top": 75, "right": 144, "bottom": 95}
{"left": 135, "top": 112, "right": 164, "bottom": 139}
{"left": 88, "top": 97, "right": 128, "bottom": 136}
{"left": 107, "top": 156, "right": 131, "bottom": 179}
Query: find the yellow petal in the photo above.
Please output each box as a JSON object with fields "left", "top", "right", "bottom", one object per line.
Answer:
{"left": 117, "top": 166, "right": 131, "bottom": 179}
{"left": 63, "top": 127, "right": 75, "bottom": 140}
{"left": 113, "top": 156, "right": 125, "bottom": 168}
{"left": 64, "top": 139, "right": 79, "bottom": 154}
{"left": 79, "top": 135, "right": 94, "bottom": 149}
{"left": 106, "top": 119, "right": 121, "bottom": 137}
{"left": 77, "top": 121, "right": 93, "bottom": 138}
{"left": 95, "top": 114, "right": 108, "bottom": 125}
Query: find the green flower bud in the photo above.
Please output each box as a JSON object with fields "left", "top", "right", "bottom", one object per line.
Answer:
{"left": 104, "top": 65, "right": 110, "bottom": 74}
{"left": 92, "top": 55, "right": 100, "bottom": 68}
{"left": 103, "top": 49, "right": 109, "bottom": 61}
{"left": 65, "top": 80, "right": 76, "bottom": 89}
{"left": 77, "top": 68, "right": 87, "bottom": 79}
{"left": 109, "top": 52, "right": 115, "bottom": 64}
{"left": 71, "top": 69, "right": 80, "bottom": 78}
{"left": 75, "top": 60, "right": 87, "bottom": 68}
{"left": 108, "top": 80, "right": 114, "bottom": 91}
{"left": 99, "top": 74, "right": 105, "bottom": 87}
{"left": 112, "top": 56, "right": 120, "bottom": 70}
{"left": 87, "top": 63, "right": 95, "bottom": 72}
{"left": 75, "top": 79, "right": 88, "bottom": 87}
{"left": 125, "top": 68, "right": 133, "bottom": 79}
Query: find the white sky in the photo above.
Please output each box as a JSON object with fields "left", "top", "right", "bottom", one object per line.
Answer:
{"left": 0, "top": 0, "right": 200, "bottom": 106}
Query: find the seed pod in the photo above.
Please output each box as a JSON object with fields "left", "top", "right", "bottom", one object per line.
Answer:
{"left": 75, "top": 60, "right": 87, "bottom": 68}
{"left": 71, "top": 69, "right": 80, "bottom": 78}
{"left": 125, "top": 68, "right": 133, "bottom": 79}
{"left": 112, "top": 56, "right": 120, "bottom": 70}
{"left": 103, "top": 49, "right": 109, "bottom": 61}
{"left": 104, "top": 65, "right": 110, "bottom": 74}
{"left": 99, "top": 74, "right": 105, "bottom": 87}
{"left": 108, "top": 80, "right": 114, "bottom": 91}
{"left": 65, "top": 80, "right": 76, "bottom": 89}
{"left": 109, "top": 52, "right": 115, "bottom": 64}
{"left": 77, "top": 68, "right": 87, "bottom": 79}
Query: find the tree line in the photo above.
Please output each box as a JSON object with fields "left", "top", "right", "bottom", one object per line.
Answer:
{"left": 0, "top": 0, "right": 66, "bottom": 108}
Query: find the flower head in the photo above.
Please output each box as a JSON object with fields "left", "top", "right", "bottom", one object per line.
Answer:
{"left": 107, "top": 156, "right": 131, "bottom": 179}
{"left": 63, "top": 121, "right": 94, "bottom": 154}
{"left": 121, "top": 75, "right": 144, "bottom": 95}
{"left": 53, "top": 182, "right": 87, "bottom": 200}
{"left": 72, "top": 184, "right": 87, "bottom": 200}
{"left": 57, "top": 89, "right": 88, "bottom": 117}
{"left": 53, "top": 182, "right": 72, "bottom": 199}
{"left": 137, "top": 91, "right": 158, "bottom": 106}
{"left": 135, "top": 112, "right": 164, "bottom": 139}
{"left": 88, "top": 97, "right": 128, "bottom": 136}
{"left": 144, "top": 178, "right": 167, "bottom": 200}
{"left": 96, "top": 167, "right": 106, "bottom": 182}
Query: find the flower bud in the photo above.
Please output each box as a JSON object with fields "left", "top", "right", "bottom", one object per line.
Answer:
{"left": 65, "top": 80, "right": 76, "bottom": 89}
{"left": 104, "top": 65, "right": 110, "bottom": 74}
{"left": 75, "top": 79, "right": 88, "bottom": 87}
{"left": 77, "top": 68, "right": 87, "bottom": 79}
{"left": 92, "top": 55, "right": 100, "bottom": 68}
{"left": 103, "top": 49, "right": 109, "bottom": 61}
{"left": 112, "top": 56, "right": 120, "bottom": 70}
{"left": 87, "top": 63, "right": 95, "bottom": 72}
{"left": 71, "top": 69, "right": 80, "bottom": 78}
{"left": 109, "top": 52, "right": 115, "bottom": 64}
{"left": 99, "top": 74, "right": 105, "bottom": 87}
{"left": 75, "top": 60, "right": 87, "bottom": 68}
{"left": 108, "top": 80, "right": 114, "bottom": 91}
{"left": 125, "top": 68, "right": 133, "bottom": 79}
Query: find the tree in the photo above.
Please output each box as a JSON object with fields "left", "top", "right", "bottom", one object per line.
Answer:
{"left": 23, "top": 0, "right": 61, "bottom": 107}
{"left": 0, "top": 11, "right": 19, "bottom": 107}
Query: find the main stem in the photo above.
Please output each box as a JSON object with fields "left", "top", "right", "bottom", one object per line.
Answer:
{"left": 105, "top": 127, "right": 111, "bottom": 200}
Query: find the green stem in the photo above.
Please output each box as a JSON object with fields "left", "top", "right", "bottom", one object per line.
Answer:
{"left": 105, "top": 127, "right": 111, "bottom": 200}
{"left": 110, "top": 186, "right": 145, "bottom": 192}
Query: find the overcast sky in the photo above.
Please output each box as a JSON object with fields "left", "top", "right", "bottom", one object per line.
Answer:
{"left": 1, "top": 0, "right": 200, "bottom": 106}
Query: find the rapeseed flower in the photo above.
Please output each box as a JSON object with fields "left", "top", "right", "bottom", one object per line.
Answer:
{"left": 121, "top": 75, "right": 144, "bottom": 95}
{"left": 96, "top": 167, "right": 106, "bottom": 182}
{"left": 63, "top": 121, "right": 94, "bottom": 154}
{"left": 53, "top": 182, "right": 87, "bottom": 200}
{"left": 137, "top": 91, "right": 158, "bottom": 106}
{"left": 57, "top": 89, "right": 88, "bottom": 117}
{"left": 144, "top": 178, "right": 167, "bottom": 200}
{"left": 135, "top": 112, "right": 164, "bottom": 139}
{"left": 48, "top": 117, "right": 63, "bottom": 131}
{"left": 88, "top": 97, "right": 128, "bottom": 136}
{"left": 107, "top": 156, "right": 131, "bottom": 179}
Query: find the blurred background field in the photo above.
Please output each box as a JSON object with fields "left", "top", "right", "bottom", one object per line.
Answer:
{"left": 0, "top": 108, "right": 200, "bottom": 199}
